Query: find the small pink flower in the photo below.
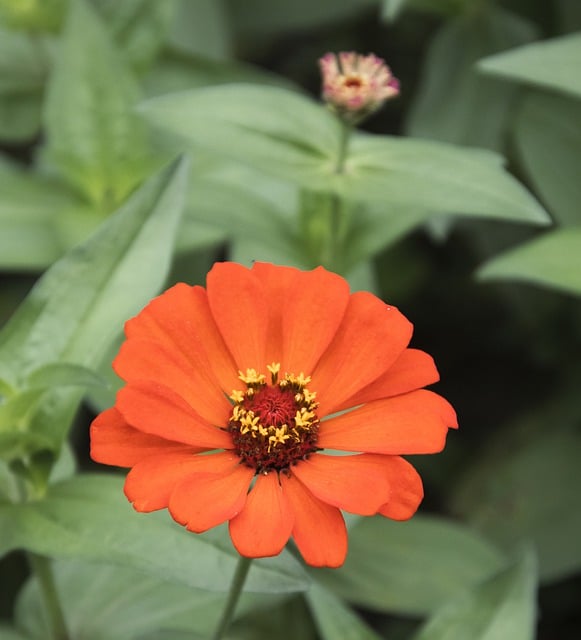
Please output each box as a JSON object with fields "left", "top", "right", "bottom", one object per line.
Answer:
{"left": 319, "top": 52, "right": 400, "bottom": 123}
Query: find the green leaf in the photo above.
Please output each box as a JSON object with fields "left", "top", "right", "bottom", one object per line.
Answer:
{"left": 169, "top": 0, "right": 231, "bottom": 59}
{"left": 0, "top": 25, "right": 49, "bottom": 94}
{"left": 16, "top": 558, "right": 290, "bottom": 640}
{"left": 0, "top": 473, "right": 310, "bottom": 594}
{"left": 182, "top": 175, "right": 295, "bottom": 252}
{"left": 343, "top": 205, "right": 441, "bottom": 269}
{"left": 139, "top": 83, "right": 341, "bottom": 187}
{"left": 406, "top": 0, "right": 472, "bottom": 15}
{"left": 44, "top": 0, "right": 150, "bottom": 209}
{"left": 342, "top": 135, "right": 550, "bottom": 225}
{"left": 316, "top": 515, "right": 506, "bottom": 615}
{"left": 0, "top": 390, "right": 43, "bottom": 433}
{"left": 406, "top": 6, "right": 536, "bottom": 150}
{"left": 479, "top": 32, "right": 581, "bottom": 99}
{"left": 140, "top": 83, "right": 549, "bottom": 230}
{"left": 0, "top": 0, "right": 68, "bottom": 31}
{"left": 0, "top": 625, "right": 30, "bottom": 640}
{"left": 413, "top": 550, "right": 537, "bottom": 640}
{"left": 143, "top": 51, "right": 294, "bottom": 98}
{"left": 24, "top": 363, "right": 107, "bottom": 391}
{"left": 91, "top": 0, "right": 175, "bottom": 69}
{"left": 0, "top": 91, "right": 42, "bottom": 142}
{"left": 0, "top": 158, "right": 77, "bottom": 270}
{"left": 0, "top": 157, "right": 188, "bottom": 454}
{"left": 514, "top": 90, "right": 581, "bottom": 226}
{"left": 381, "top": 0, "right": 410, "bottom": 21}
{"left": 306, "top": 583, "right": 382, "bottom": 640}
{"left": 451, "top": 415, "right": 581, "bottom": 583}
{"left": 478, "top": 228, "right": 581, "bottom": 296}
{"left": 229, "top": 596, "right": 318, "bottom": 640}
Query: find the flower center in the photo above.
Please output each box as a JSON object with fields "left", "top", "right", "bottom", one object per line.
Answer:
{"left": 344, "top": 75, "right": 364, "bottom": 89}
{"left": 228, "top": 363, "right": 320, "bottom": 473}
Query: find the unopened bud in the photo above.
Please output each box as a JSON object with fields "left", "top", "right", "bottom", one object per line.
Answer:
{"left": 319, "top": 51, "right": 400, "bottom": 124}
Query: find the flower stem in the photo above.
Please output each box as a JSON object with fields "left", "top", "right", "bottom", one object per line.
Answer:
{"left": 27, "top": 553, "right": 70, "bottom": 640}
{"left": 335, "top": 120, "right": 351, "bottom": 175}
{"left": 326, "top": 120, "right": 352, "bottom": 270}
{"left": 212, "top": 555, "right": 253, "bottom": 640}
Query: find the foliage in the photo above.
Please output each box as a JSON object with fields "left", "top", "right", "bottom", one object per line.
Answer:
{"left": 1, "top": 0, "right": 580, "bottom": 638}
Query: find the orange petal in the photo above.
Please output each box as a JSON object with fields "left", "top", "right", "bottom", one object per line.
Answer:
{"left": 116, "top": 381, "right": 233, "bottom": 449}
{"left": 378, "top": 456, "right": 424, "bottom": 521}
{"left": 229, "top": 472, "right": 294, "bottom": 558}
{"left": 124, "top": 450, "right": 233, "bottom": 512}
{"left": 90, "top": 407, "right": 194, "bottom": 467}
{"left": 249, "top": 263, "right": 349, "bottom": 374}
{"left": 114, "top": 338, "right": 231, "bottom": 426}
{"left": 281, "top": 266, "right": 350, "bottom": 375}
{"left": 169, "top": 460, "right": 254, "bottom": 533}
{"left": 125, "top": 283, "right": 239, "bottom": 394}
{"left": 291, "top": 453, "right": 391, "bottom": 515}
{"left": 206, "top": 262, "right": 268, "bottom": 371}
{"left": 251, "top": 262, "right": 299, "bottom": 365}
{"left": 280, "top": 473, "right": 347, "bottom": 568}
{"left": 338, "top": 349, "right": 440, "bottom": 410}
{"left": 318, "top": 389, "right": 457, "bottom": 455}
{"left": 312, "top": 292, "right": 413, "bottom": 416}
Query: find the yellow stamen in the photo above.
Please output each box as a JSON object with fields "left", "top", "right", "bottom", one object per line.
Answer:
{"left": 238, "top": 368, "right": 266, "bottom": 385}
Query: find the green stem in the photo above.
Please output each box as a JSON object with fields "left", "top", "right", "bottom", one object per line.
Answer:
{"left": 27, "top": 553, "right": 70, "bottom": 640}
{"left": 326, "top": 120, "right": 352, "bottom": 270}
{"left": 211, "top": 556, "right": 253, "bottom": 640}
{"left": 335, "top": 120, "right": 351, "bottom": 175}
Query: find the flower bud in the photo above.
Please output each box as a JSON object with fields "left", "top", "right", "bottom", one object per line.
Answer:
{"left": 319, "top": 52, "right": 400, "bottom": 124}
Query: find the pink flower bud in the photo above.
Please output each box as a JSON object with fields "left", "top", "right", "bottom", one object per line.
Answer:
{"left": 319, "top": 52, "right": 400, "bottom": 124}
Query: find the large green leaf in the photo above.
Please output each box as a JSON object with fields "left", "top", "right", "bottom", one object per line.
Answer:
{"left": 412, "top": 550, "right": 537, "bottom": 640}
{"left": 139, "top": 83, "right": 342, "bottom": 187}
{"left": 477, "top": 228, "right": 581, "bottom": 296}
{"left": 44, "top": 0, "right": 150, "bottom": 209}
{"left": 0, "top": 157, "right": 81, "bottom": 270}
{"left": 0, "top": 474, "right": 309, "bottom": 594}
{"left": 451, "top": 413, "right": 581, "bottom": 583}
{"left": 406, "top": 6, "right": 536, "bottom": 150}
{"left": 306, "top": 583, "right": 382, "bottom": 640}
{"left": 342, "top": 134, "right": 549, "bottom": 225}
{"left": 0, "top": 157, "right": 188, "bottom": 455}
{"left": 478, "top": 32, "right": 581, "bottom": 99}
{"left": 316, "top": 515, "right": 506, "bottom": 616}
{"left": 140, "top": 83, "right": 549, "bottom": 229}
{"left": 15, "top": 558, "right": 291, "bottom": 639}
{"left": 514, "top": 91, "right": 581, "bottom": 226}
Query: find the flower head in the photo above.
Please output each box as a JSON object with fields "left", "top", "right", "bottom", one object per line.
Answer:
{"left": 90, "top": 262, "right": 456, "bottom": 568}
{"left": 319, "top": 52, "right": 400, "bottom": 124}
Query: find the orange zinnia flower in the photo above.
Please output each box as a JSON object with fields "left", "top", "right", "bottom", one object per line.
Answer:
{"left": 90, "top": 262, "right": 457, "bottom": 568}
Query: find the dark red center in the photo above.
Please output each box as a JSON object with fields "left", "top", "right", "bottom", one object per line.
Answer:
{"left": 249, "top": 385, "right": 297, "bottom": 426}
{"left": 228, "top": 384, "right": 319, "bottom": 473}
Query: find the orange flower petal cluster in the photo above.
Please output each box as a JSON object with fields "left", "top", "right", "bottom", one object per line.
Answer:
{"left": 90, "top": 262, "right": 457, "bottom": 568}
